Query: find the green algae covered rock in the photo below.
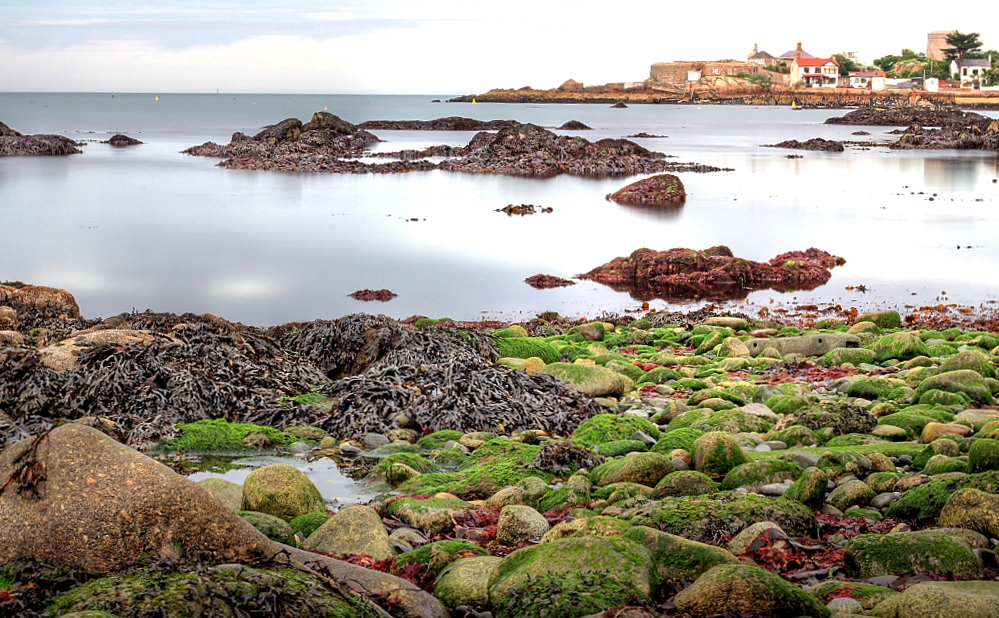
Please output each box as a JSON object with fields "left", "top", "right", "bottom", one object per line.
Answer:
{"left": 572, "top": 413, "right": 660, "bottom": 446}
{"left": 914, "top": 370, "right": 995, "bottom": 406}
{"left": 673, "top": 563, "right": 831, "bottom": 618}
{"left": 496, "top": 337, "right": 561, "bottom": 363}
{"left": 383, "top": 496, "right": 471, "bottom": 533}
{"left": 809, "top": 580, "right": 898, "bottom": 611}
{"left": 289, "top": 511, "right": 331, "bottom": 539}
{"left": 487, "top": 536, "right": 657, "bottom": 602}
{"left": 704, "top": 408, "right": 774, "bottom": 434}
{"left": 417, "top": 429, "right": 465, "bottom": 451}
{"left": 492, "top": 570, "right": 654, "bottom": 618}
{"left": 767, "top": 425, "right": 822, "bottom": 447}
{"left": 623, "top": 526, "right": 738, "bottom": 580}
{"left": 783, "top": 466, "right": 829, "bottom": 509}
{"left": 826, "top": 479, "right": 876, "bottom": 510}
{"left": 667, "top": 409, "right": 710, "bottom": 432}
{"left": 197, "top": 477, "right": 243, "bottom": 510}
{"left": 367, "top": 452, "right": 437, "bottom": 481}
{"left": 939, "top": 348, "right": 996, "bottom": 379}
{"left": 540, "top": 516, "right": 632, "bottom": 542}
{"left": 872, "top": 331, "right": 930, "bottom": 363}
{"left": 868, "top": 581, "right": 999, "bottom": 618}
{"left": 765, "top": 394, "right": 815, "bottom": 416}
{"left": 536, "top": 472, "right": 592, "bottom": 512}
{"left": 595, "top": 439, "right": 647, "bottom": 457}
{"left": 238, "top": 510, "right": 296, "bottom": 545}
{"left": 637, "top": 366, "right": 683, "bottom": 384}
{"left": 843, "top": 531, "right": 980, "bottom": 578}
{"left": 652, "top": 470, "right": 716, "bottom": 498}
{"left": 541, "top": 363, "right": 633, "bottom": 397}
{"left": 589, "top": 451, "right": 674, "bottom": 488}
{"left": 693, "top": 431, "right": 750, "bottom": 475}
{"left": 824, "top": 347, "right": 877, "bottom": 367}
{"left": 241, "top": 464, "right": 325, "bottom": 522}
{"left": 970, "top": 439, "right": 999, "bottom": 472}
{"left": 302, "top": 504, "right": 395, "bottom": 560}
{"left": 720, "top": 459, "right": 803, "bottom": 492}
{"left": 651, "top": 427, "right": 705, "bottom": 454}
{"left": 857, "top": 310, "right": 902, "bottom": 329}
{"left": 938, "top": 488, "right": 999, "bottom": 538}
{"left": 394, "top": 540, "right": 487, "bottom": 579}
{"left": 496, "top": 505, "right": 549, "bottom": 545}
{"left": 878, "top": 406, "right": 955, "bottom": 439}
{"left": 619, "top": 491, "right": 819, "bottom": 545}
{"left": 49, "top": 565, "right": 381, "bottom": 618}
{"left": 158, "top": 418, "right": 299, "bottom": 453}
{"left": 922, "top": 455, "right": 970, "bottom": 475}
{"left": 433, "top": 556, "right": 501, "bottom": 611}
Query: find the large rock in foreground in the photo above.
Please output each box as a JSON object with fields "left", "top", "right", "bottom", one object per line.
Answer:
{"left": 868, "top": 581, "right": 999, "bottom": 618}
{"left": 674, "top": 563, "right": 831, "bottom": 618}
{"left": 0, "top": 122, "right": 82, "bottom": 156}
{"left": 607, "top": 174, "right": 686, "bottom": 205}
{"left": 0, "top": 423, "right": 272, "bottom": 572}
{"left": 579, "top": 246, "right": 845, "bottom": 302}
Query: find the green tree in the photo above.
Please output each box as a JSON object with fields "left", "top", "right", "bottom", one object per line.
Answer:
{"left": 874, "top": 55, "right": 901, "bottom": 73}
{"left": 942, "top": 31, "right": 983, "bottom": 72}
{"left": 834, "top": 53, "right": 861, "bottom": 76}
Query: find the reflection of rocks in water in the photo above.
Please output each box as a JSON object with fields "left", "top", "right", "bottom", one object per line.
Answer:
{"left": 579, "top": 246, "right": 845, "bottom": 302}
{"left": 612, "top": 200, "right": 684, "bottom": 222}
{"left": 923, "top": 157, "right": 982, "bottom": 192}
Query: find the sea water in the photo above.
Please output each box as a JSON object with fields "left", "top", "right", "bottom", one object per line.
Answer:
{"left": 1, "top": 92, "right": 997, "bottom": 325}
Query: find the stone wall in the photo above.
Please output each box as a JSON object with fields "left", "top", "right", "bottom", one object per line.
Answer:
{"left": 650, "top": 62, "right": 761, "bottom": 83}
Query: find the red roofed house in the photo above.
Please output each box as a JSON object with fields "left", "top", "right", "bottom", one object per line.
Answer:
{"left": 791, "top": 57, "right": 840, "bottom": 88}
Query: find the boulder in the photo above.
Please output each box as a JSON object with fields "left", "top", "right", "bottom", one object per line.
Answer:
{"left": 624, "top": 526, "right": 738, "bottom": 580}
{"left": 38, "top": 330, "right": 157, "bottom": 371}
{"left": 541, "top": 362, "right": 633, "bottom": 397}
{"left": 914, "top": 370, "right": 994, "bottom": 406}
{"left": 939, "top": 349, "right": 996, "bottom": 379}
{"left": 727, "top": 521, "right": 787, "bottom": 555}
{"left": 0, "top": 284, "right": 80, "bottom": 318}
{"left": 0, "top": 423, "right": 272, "bottom": 572}
{"left": 197, "top": 477, "right": 243, "bottom": 510}
{"left": 302, "top": 503, "right": 395, "bottom": 560}
{"left": 693, "top": 431, "right": 750, "bottom": 474}
{"left": 938, "top": 488, "right": 999, "bottom": 538}
{"left": 607, "top": 174, "right": 686, "bottom": 205}
{"left": 652, "top": 470, "right": 715, "bottom": 498}
{"left": 673, "top": 563, "right": 831, "bottom": 618}
{"left": 826, "top": 479, "right": 876, "bottom": 510}
{"left": 872, "top": 332, "right": 930, "bottom": 363}
{"left": 745, "top": 333, "right": 860, "bottom": 358}
{"left": 433, "top": 556, "right": 501, "bottom": 611}
{"left": 540, "top": 516, "right": 632, "bottom": 542}
{"left": 868, "top": 581, "right": 999, "bottom": 618}
{"left": 843, "top": 530, "right": 980, "bottom": 578}
{"left": 238, "top": 510, "right": 296, "bottom": 545}
{"left": 589, "top": 451, "right": 674, "bottom": 487}
{"left": 241, "top": 463, "right": 326, "bottom": 522}
{"left": 496, "top": 505, "right": 550, "bottom": 545}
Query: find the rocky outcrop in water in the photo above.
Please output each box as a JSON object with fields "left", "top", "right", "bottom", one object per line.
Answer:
{"left": 349, "top": 289, "right": 398, "bottom": 301}
{"left": 579, "top": 246, "right": 846, "bottom": 302}
{"left": 825, "top": 107, "right": 993, "bottom": 128}
{"left": 765, "top": 138, "right": 845, "bottom": 152}
{"left": 607, "top": 174, "right": 686, "bottom": 205}
{"left": 358, "top": 117, "right": 519, "bottom": 131}
{"left": 525, "top": 274, "right": 576, "bottom": 289}
{"left": 103, "top": 134, "right": 143, "bottom": 146}
{"left": 890, "top": 119, "right": 999, "bottom": 151}
{"left": 0, "top": 122, "right": 82, "bottom": 157}
{"left": 558, "top": 120, "right": 592, "bottom": 130}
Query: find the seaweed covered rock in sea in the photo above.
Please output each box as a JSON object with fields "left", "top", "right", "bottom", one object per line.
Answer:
{"left": 889, "top": 120, "right": 999, "bottom": 151}
{"left": 578, "top": 246, "right": 846, "bottom": 302}
{"left": 103, "top": 134, "right": 143, "bottom": 147}
{"left": 358, "top": 117, "right": 520, "bottom": 131}
{"left": 525, "top": 274, "right": 576, "bottom": 289}
{"left": 607, "top": 174, "right": 686, "bottom": 205}
{"left": 764, "top": 138, "right": 845, "bottom": 152}
{"left": 824, "top": 107, "right": 994, "bottom": 128}
{"left": 0, "top": 122, "right": 82, "bottom": 156}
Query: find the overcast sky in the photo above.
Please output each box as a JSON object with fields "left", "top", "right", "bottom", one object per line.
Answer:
{"left": 2, "top": 0, "right": 996, "bottom": 94}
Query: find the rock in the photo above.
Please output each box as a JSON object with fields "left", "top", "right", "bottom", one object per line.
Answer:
{"left": 103, "top": 134, "right": 143, "bottom": 146}
{"left": 580, "top": 246, "right": 845, "bottom": 303}
{"left": 0, "top": 306, "right": 19, "bottom": 329}
{"left": 867, "top": 581, "right": 999, "bottom": 618}
{"left": 559, "top": 120, "right": 592, "bottom": 130}
{"left": 727, "top": 521, "right": 787, "bottom": 555}
{"left": 827, "top": 479, "right": 876, "bottom": 510}
{"left": 358, "top": 117, "right": 517, "bottom": 131}
{"left": 559, "top": 79, "right": 585, "bottom": 92}
{"left": 38, "top": 329, "right": 157, "bottom": 371}
{"left": 241, "top": 463, "right": 326, "bottom": 522}
{"left": 0, "top": 423, "right": 272, "bottom": 572}
{"left": 624, "top": 525, "right": 738, "bottom": 579}
{"left": 970, "top": 439, "right": 999, "bottom": 472}
{"left": 289, "top": 511, "right": 331, "bottom": 539}
{"left": 433, "top": 556, "right": 501, "bottom": 610}
{"left": 383, "top": 496, "right": 472, "bottom": 533}
{"left": 611, "top": 101, "right": 628, "bottom": 108}
{"left": 809, "top": 581, "right": 898, "bottom": 611}
{"left": 487, "top": 536, "right": 656, "bottom": 602}
{"left": 872, "top": 332, "right": 930, "bottom": 363}
{"left": 938, "top": 488, "right": 999, "bottom": 538}
{"left": 496, "top": 505, "right": 549, "bottom": 545}
{"left": 590, "top": 451, "right": 674, "bottom": 487}
{"left": 197, "top": 477, "right": 244, "bottom": 510}
{"left": 673, "top": 563, "right": 831, "bottom": 618}
{"left": 914, "top": 370, "right": 994, "bottom": 406}
{"left": 0, "top": 131, "right": 82, "bottom": 156}
{"left": 541, "top": 362, "right": 633, "bottom": 397}
{"left": 939, "top": 349, "right": 996, "bottom": 379}
{"left": 693, "top": 431, "right": 750, "bottom": 474}
{"left": 746, "top": 333, "right": 860, "bottom": 358}
{"left": 302, "top": 503, "right": 395, "bottom": 560}
{"left": 828, "top": 597, "right": 864, "bottom": 614}
{"left": 652, "top": 470, "right": 715, "bottom": 498}
{"left": 720, "top": 459, "right": 803, "bottom": 492}
{"left": 540, "top": 516, "right": 632, "bottom": 542}
{"left": 607, "top": 174, "right": 686, "bottom": 205}
{"left": 0, "top": 330, "right": 24, "bottom": 346}
{"left": 238, "top": 510, "right": 296, "bottom": 545}
{"left": 765, "top": 137, "right": 845, "bottom": 152}
{"left": 0, "top": 283, "right": 81, "bottom": 319}
{"left": 843, "top": 530, "right": 981, "bottom": 578}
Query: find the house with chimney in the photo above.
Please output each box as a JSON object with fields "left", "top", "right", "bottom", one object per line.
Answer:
{"left": 787, "top": 42, "right": 840, "bottom": 88}
{"left": 950, "top": 57, "right": 993, "bottom": 86}
{"left": 747, "top": 44, "right": 777, "bottom": 66}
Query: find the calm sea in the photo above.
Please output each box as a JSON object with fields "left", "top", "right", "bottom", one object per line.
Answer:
{"left": 1, "top": 92, "right": 997, "bottom": 326}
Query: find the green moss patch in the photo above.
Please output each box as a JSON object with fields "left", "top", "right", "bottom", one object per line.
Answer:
{"left": 158, "top": 418, "right": 298, "bottom": 453}
{"left": 572, "top": 414, "right": 660, "bottom": 446}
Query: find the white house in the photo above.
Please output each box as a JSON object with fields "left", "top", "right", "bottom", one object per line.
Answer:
{"left": 950, "top": 57, "right": 992, "bottom": 86}
{"left": 848, "top": 71, "right": 886, "bottom": 90}
{"left": 792, "top": 57, "right": 840, "bottom": 88}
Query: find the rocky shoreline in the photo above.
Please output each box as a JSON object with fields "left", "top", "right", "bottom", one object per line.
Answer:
{"left": 4, "top": 281, "right": 999, "bottom": 617}
{"left": 0, "top": 121, "right": 83, "bottom": 156}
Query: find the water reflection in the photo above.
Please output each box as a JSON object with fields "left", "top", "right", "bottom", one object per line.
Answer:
{"left": 924, "top": 157, "right": 989, "bottom": 192}
{"left": 612, "top": 200, "right": 685, "bottom": 221}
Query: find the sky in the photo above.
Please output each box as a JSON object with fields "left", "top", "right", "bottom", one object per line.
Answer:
{"left": 1, "top": 0, "right": 997, "bottom": 94}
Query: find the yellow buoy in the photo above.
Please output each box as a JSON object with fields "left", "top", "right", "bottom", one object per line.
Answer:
{"left": 472, "top": 98, "right": 477, "bottom": 105}
{"left": 155, "top": 96, "right": 159, "bottom": 101}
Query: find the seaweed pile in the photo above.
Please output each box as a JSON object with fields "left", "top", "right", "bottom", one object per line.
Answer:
{"left": 0, "top": 122, "right": 82, "bottom": 157}
{"left": 184, "top": 112, "right": 731, "bottom": 178}
{"left": 0, "top": 299, "right": 604, "bottom": 450}
{"left": 579, "top": 246, "right": 846, "bottom": 302}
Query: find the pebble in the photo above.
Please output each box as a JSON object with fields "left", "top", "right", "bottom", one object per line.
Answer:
{"left": 754, "top": 444, "right": 772, "bottom": 452}
{"left": 672, "top": 457, "right": 689, "bottom": 471}
{"left": 762, "top": 441, "right": 788, "bottom": 451}
{"left": 630, "top": 430, "right": 658, "bottom": 447}
{"left": 870, "top": 492, "right": 900, "bottom": 509}
{"left": 340, "top": 444, "right": 364, "bottom": 456}
{"left": 363, "top": 433, "right": 390, "bottom": 449}
{"left": 827, "top": 597, "right": 864, "bottom": 613}
{"left": 759, "top": 483, "right": 791, "bottom": 496}
{"left": 793, "top": 453, "right": 820, "bottom": 468}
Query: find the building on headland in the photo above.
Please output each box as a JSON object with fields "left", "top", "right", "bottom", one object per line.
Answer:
{"left": 791, "top": 57, "right": 840, "bottom": 87}
{"left": 649, "top": 61, "right": 761, "bottom": 84}
{"left": 950, "top": 57, "right": 993, "bottom": 85}
{"left": 927, "top": 31, "right": 955, "bottom": 62}
{"left": 848, "top": 71, "right": 886, "bottom": 90}
{"left": 747, "top": 44, "right": 776, "bottom": 66}
{"left": 777, "top": 42, "right": 814, "bottom": 64}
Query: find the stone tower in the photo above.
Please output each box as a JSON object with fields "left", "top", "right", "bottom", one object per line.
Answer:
{"left": 927, "top": 31, "right": 955, "bottom": 62}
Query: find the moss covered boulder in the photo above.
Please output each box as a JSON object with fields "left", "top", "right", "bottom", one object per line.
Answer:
{"left": 158, "top": 418, "right": 299, "bottom": 453}
{"left": 541, "top": 363, "right": 633, "bottom": 397}
{"left": 824, "top": 347, "right": 877, "bottom": 367}
{"left": 48, "top": 565, "right": 381, "bottom": 618}
{"left": 868, "top": 581, "right": 999, "bottom": 618}
{"left": 394, "top": 540, "right": 487, "bottom": 579}
{"left": 781, "top": 466, "right": 828, "bottom": 509}
{"left": 857, "top": 310, "right": 902, "bottom": 329}
{"left": 433, "top": 556, "right": 501, "bottom": 611}
{"left": 970, "top": 439, "right": 999, "bottom": 472}
{"left": 619, "top": 491, "right": 819, "bottom": 545}
{"left": 914, "top": 370, "right": 995, "bottom": 406}
{"left": 871, "top": 331, "right": 929, "bottom": 363}
{"left": 383, "top": 496, "right": 471, "bottom": 533}
{"left": 572, "top": 413, "right": 660, "bottom": 446}
{"left": 197, "top": 477, "right": 243, "bottom": 510}
{"left": 843, "top": 530, "right": 981, "bottom": 578}
{"left": 241, "top": 464, "right": 326, "bottom": 522}
{"left": 826, "top": 479, "right": 877, "bottom": 510}
{"left": 674, "top": 563, "right": 831, "bottom": 618}
{"left": 589, "top": 452, "right": 674, "bottom": 488}
{"left": 496, "top": 505, "right": 550, "bottom": 545}
{"left": 238, "top": 510, "right": 296, "bottom": 545}
{"left": 720, "top": 459, "right": 803, "bottom": 492}
{"left": 810, "top": 581, "right": 898, "bottom": 611}
{"left": 487, "top": 536, "right": 657, "bottom": 602}
{"left": 302, "top": 504, "right": 395, "bottom": 560}
{"left": 496, "top": 337, "right": 561, "bottom": 364}
{"left": 939, "top": 348, "right": 996, "bottom": 379}
{"left": 693, "top": 431, "right": 750, "bottom": 475}
{"left": 623, "top": 526, "right": 738, "bottom": 580}
{"left": 540, "top": 516, "right": 632, "bottom": 542}
{"left": 652, "top": 470, "right": 716, "bottom": 498}
{"left": 938, "top": 488, "right": 999, "bottom": 538}
{"left": 492, "top": 570, "right": 654, "bottom": 618}
{"left": 289, "top": 511, "right": 331, "bottom": 539}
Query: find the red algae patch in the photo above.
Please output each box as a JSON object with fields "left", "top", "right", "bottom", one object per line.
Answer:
{"left": 607, "top": 174, "right": 686, "bottom": 205}
{"left": 349, "top": 289, "right": 398, "bottom": 302}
